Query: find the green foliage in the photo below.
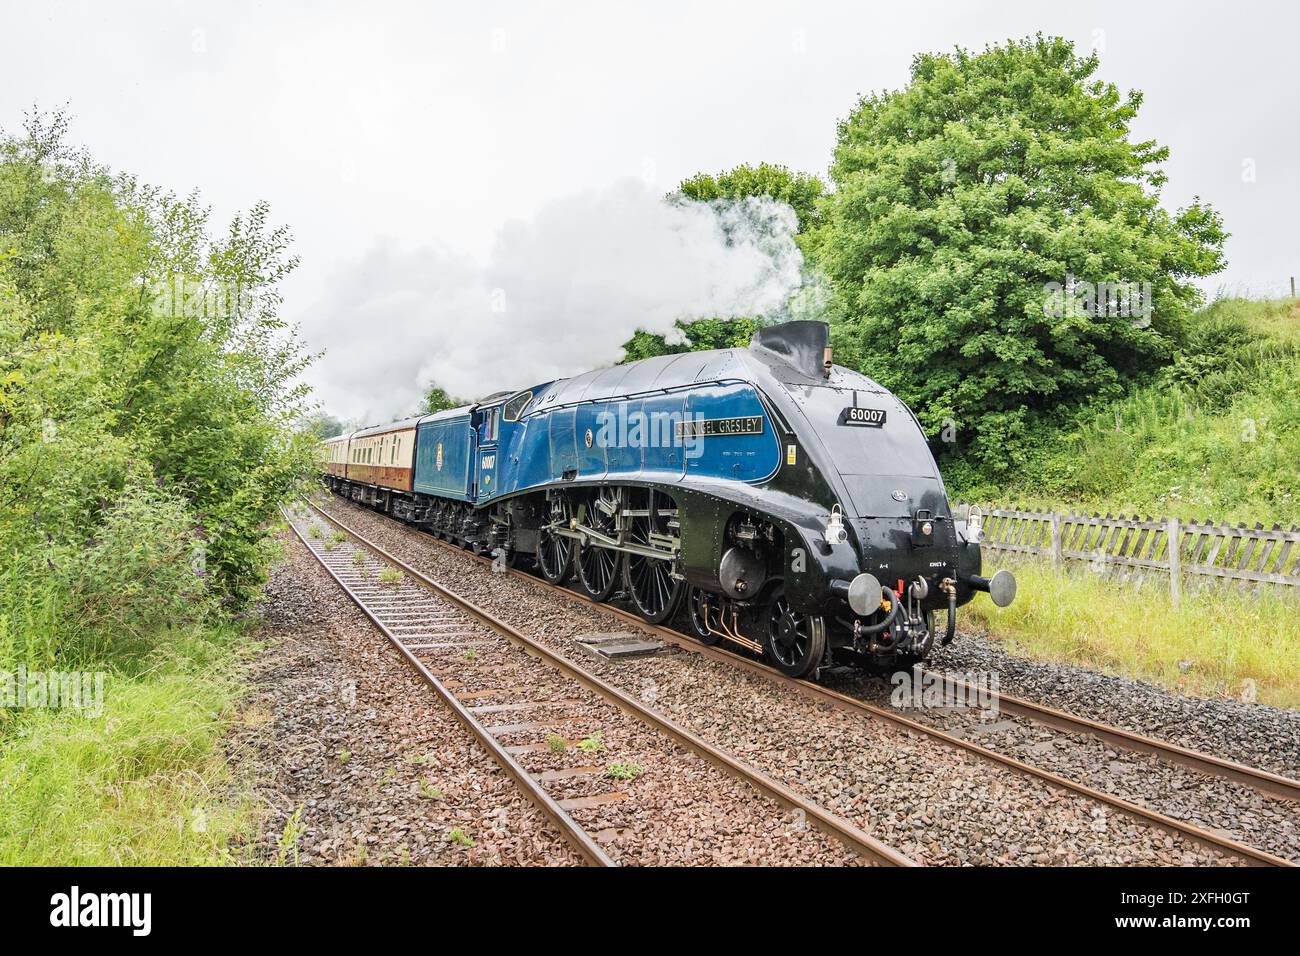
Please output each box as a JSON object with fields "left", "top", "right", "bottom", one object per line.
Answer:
{"left": 447, "top": 827, "right": 475, "bottom": 848}
{"left": 963, "top": 556, "right": 1300, "bottom": 708}
{"left": 676, "top": 162, "right": 825, "bottom": 234}
{"left": 816, "top": 35, "right": 1227, "bottom": 473}
{"left": 303, "top": 412, "right": 346, "bottom": 439}
{"left": 0, "top": 110, "right": 317, "bottom": 615}
{"left": 0, "top": 625, "right": 251, "bottom": 864}
{"left": 0, "top": 110, "right": 316, "bottom": 863}
{"left": 421, "top": 382, "right": 460, "bottom": 415}
{"left": 577, "top": 731, "right": 604, "bottom": 752}
{"left": 544, "top": 732, "right": 567, "bottom": 753}
{"left": 619, "top": 317, "right": 761, "bottom": 363}
{"left": 961, "top": 298, "right": 1300, "bottom": 524}
{"left": 276, "top": 806, "right": 305, "bottom": 866}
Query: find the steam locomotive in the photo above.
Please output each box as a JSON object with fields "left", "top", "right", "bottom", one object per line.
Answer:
{"left": 322, "top": 320, "right": 1015, "bottom": 678}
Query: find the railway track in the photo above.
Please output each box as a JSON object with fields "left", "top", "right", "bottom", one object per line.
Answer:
{"left": 283, "top": 504, "right": 915, "bottom": 867}
{"left": 308, "top": 494, "right": 1298, "bottom": 867}
{"left": 911, "top": 671, "right": 1300, "bottom": 804}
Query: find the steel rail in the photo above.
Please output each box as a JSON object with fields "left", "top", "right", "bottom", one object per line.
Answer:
{"left": 282, "top": 508, "right": 617, "bottom": 867}
{"left": 298, "top": 501, "right": 916, "bottom": 867}
{"left": 313, "top": 496, "right": 1296, "bottom": 868}
{"left": 922, "top": 670, "right": 1300, "bottom": 803}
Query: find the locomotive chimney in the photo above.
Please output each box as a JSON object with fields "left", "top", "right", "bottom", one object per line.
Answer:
{"left": 748, "top": 321, "right": 831, "bottom": 380}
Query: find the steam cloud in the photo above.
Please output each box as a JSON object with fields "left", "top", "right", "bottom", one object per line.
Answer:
{"left": 305, "top": 179, "right": 811, "bottom": 423}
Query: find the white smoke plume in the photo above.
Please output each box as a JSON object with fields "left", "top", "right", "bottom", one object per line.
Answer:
{"left": 304, "top": 178, "right": 809, "bottom": 422}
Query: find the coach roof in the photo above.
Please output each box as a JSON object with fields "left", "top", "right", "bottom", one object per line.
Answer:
{"left": 351, "top": 415, "right": 424, "bottom": 439}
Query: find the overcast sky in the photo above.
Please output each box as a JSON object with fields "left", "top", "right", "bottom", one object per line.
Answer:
{"left": 4, "top": 1, "right": 1297, "bottom": 422}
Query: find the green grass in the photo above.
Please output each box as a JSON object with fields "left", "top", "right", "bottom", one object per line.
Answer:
{"left": 0, "top": 626, "right": 254, "bottom": 865}
{"left": 447, "top": 827, "right": 475, "bottom": 848}
{"left": 964, "top": 558, "right": 1300, "bottom": 708}
{"left": 605, "top": 762, "right": 643, "bottom": 781}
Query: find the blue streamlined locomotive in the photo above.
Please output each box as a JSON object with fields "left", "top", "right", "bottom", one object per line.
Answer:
{"left": 322, "top": 321, "right": 1015, "bottom": 678}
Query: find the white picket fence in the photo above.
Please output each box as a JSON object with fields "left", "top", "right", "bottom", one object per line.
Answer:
{"left": 962, "top": 505, "right": 1300, "bottom": 605}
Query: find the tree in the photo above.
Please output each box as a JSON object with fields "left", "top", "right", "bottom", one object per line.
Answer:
{"left": 678, "top": 162, "right": 825, "bottom": 234}
{"left": 620, "top": 318, "right": 761, "bottom": 363}
{"left": 620, "top": 164, "right": 825, "bottom": 363}
{"left": 816, "top": 35, "right": 1227, "bottom": 473}
{"left": 420, "top": 382, "right": 460, "bottom": 415}
{"left": 0, "top": 110, "right": 317, "bottom": 651}
{"left": 304, "top": 412, "right": 346, "bottom": 439}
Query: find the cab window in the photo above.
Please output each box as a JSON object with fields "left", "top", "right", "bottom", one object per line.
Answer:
{"left": 502, "top": 391, "right": 532, "bottom": 422}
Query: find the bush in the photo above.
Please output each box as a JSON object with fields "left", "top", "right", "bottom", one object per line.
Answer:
{"left": 0, "top": 112, "right": 317, "bottom": 615}
{"left": 2, "top": 470, "right": 214, "bottom": 672}
{"left": 950, "top": 299, "right": 1300, "bottom": 525}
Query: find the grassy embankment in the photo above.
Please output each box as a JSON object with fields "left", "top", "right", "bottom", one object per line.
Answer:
{"left": 955, "top": 298, "right": 1300, "bottom": 707}
{"left": 0, "top": 571, "right": 262, "bottom": 865}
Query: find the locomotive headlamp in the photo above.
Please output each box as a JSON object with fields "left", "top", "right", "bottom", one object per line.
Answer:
{"left": 824, "top": 504, "right": 848, "bottom": 546}
{"left": 966, "top": 505, "right": 984, "bottom": 544}
{"left": 910, "top": 509, "right": 935, "bottom": 547}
